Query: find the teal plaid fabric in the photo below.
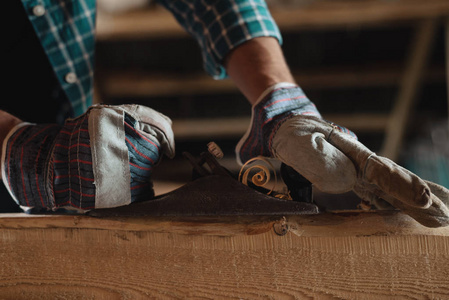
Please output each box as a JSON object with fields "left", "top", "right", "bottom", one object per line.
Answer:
{"left": 158, "top": 0, "right": 282, "bottom": 79}
{"left": 21, "top": 0, "right": 96, "bottom": 117}
{"left": 21, "top": 0, "right": 281, "bottom": 117}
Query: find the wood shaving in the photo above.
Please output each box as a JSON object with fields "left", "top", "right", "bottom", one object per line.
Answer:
{"left": 358, "top": 200, "right": 372, "bottom": 211}
{"left": 238, "top": 156, "right": 278, "bottom": 196}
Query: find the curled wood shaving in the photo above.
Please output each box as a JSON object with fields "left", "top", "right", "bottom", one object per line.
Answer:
{"left": 275, "top": 193, "right": 292, "bottom": 200}
{"left": 238, "top": 156, "right": 277, "bottom": 196}
{"left": 358, "top": 200, "right": 372, "bottom": 211}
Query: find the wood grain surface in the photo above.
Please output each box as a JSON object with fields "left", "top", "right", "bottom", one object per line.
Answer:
{"left": 0, "top": 212, "right": 448, "bottom": 299}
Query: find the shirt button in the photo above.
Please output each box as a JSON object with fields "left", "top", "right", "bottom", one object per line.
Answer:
{"left": 32, "top": 5, "right": 46, "bottom": 17}
{"left": 64, "top": 72, "right": 78, "bottom": 84}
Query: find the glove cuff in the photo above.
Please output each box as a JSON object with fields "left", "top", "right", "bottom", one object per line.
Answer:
{"left": 2, "top": 123, "right": 62, "bottom": 210}
{"left": 236, "top": 83, "right": 321, "bottom": 165}
{"left": 1, "top": 122, "right": 31, "bottom": 207}
{"left": 124, "top": 113, "right": 160, "bottom": 202}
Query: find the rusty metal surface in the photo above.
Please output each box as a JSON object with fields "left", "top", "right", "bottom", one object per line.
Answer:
{"left": 88, "top": 175, "right": 319, "bottom": 217}
{"left": 89, "top": 149, "right": 319, "bottom": 217}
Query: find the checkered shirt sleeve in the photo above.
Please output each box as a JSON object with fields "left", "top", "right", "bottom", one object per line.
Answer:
{"left": 21, "top": 0, "right": 96, "bottom": 117}
{"left": 157, "top": 0, "right": 282, "bottom": 79}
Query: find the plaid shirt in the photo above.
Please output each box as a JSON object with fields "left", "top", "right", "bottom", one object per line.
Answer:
{"left": 158, "top": 0, "right": 282, "bottom": 79}
{"left": 21, "top": 0, "right": 281, "bottom": 117}
{"left": 21, "top": 0, "right": 96, "bottom": 117}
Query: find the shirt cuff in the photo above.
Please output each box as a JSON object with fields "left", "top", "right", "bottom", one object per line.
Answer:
{"left": 208, "top": 0, "right": 282, "bottom": 79}
{"left": 158, "top": 0, "right": 282, "bottom": 79}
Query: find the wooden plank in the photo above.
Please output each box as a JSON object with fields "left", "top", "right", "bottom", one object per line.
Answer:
{"left": 96, "top": 0, "right": 449, "bottom": 40}
{"left": 0, "top": 212, "right": 448, "bottom": 299}
{"left": 171, "top": 113, "right": 389, "bottom": 140}
{"left": 96, "top": 65, "right": 446, "bottom": 98}
{"left": 269, "top": 0, "right": 449, "bottom": 30}
{"left": 0, "top": 213, "right": 279, "bottom": 236}
{"left": 381, "top": 19, "right": 438, "bottom": 160}
{"left": 97, "top": 72, "right": 237, "bottom": 97}
{"left": 0, "top": 211, "right": 447, "bottom": 236}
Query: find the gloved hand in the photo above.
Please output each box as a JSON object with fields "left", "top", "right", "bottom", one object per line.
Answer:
{"left": 1, "top": 104, "right": 174, "bottom": 212}
{"left": 236, "top": 83, "right": 449, "bottom": 227}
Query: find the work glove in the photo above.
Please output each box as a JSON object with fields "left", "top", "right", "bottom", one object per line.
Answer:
{"left": 1, "top": 104, "right": 175, "bottom": 212}
{"left": 236, "top": 83, "right": 449, "bottom": 227}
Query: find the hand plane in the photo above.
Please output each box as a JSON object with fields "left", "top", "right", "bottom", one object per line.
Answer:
{"left": 88, "top": 144, "right": 320, "bottom": 217}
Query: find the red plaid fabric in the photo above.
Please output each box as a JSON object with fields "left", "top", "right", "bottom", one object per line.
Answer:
{"left": 236, "top": 85, "right": 357, "bottom": 164}
{"left": 2, "top": 106, "right": 170, "bottom": 212}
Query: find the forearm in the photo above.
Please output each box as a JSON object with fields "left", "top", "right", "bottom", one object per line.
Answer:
{"left": 0, "top": 111, "right": 23, "bottom": 179}
{"left": 225, "top": 37, "right": 296, "bottom": 104}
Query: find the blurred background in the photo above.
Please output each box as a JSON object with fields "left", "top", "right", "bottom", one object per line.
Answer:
{"left": 94, "top": 0, "right": 449, "bottom": 205}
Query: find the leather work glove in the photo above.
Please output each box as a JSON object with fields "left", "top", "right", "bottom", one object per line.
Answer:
{"left": 1, "top": 104, "right": 175, "bottom": 212}
{"left": 236, "top": 83, "right": 449, "bottom": 228}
